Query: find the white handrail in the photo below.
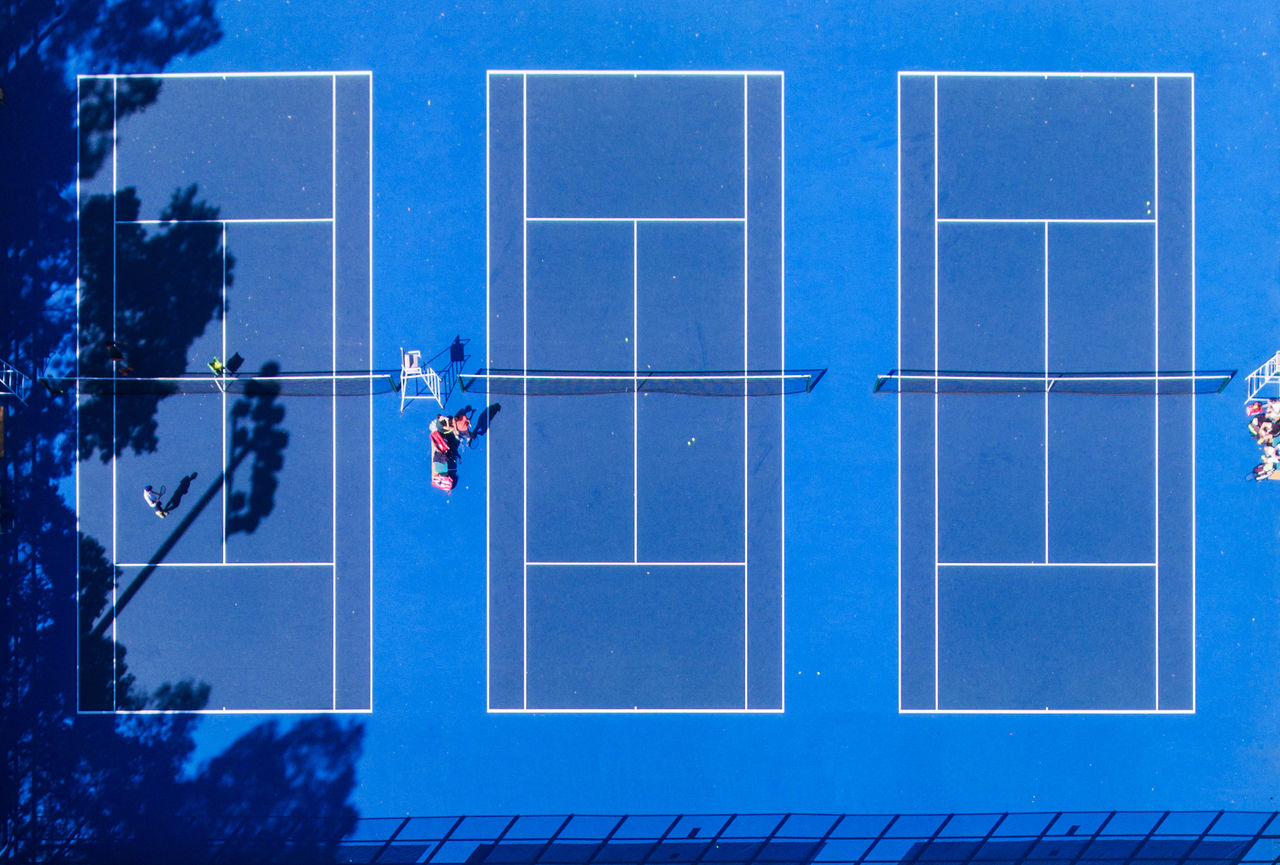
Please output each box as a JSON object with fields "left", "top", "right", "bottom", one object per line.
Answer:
{"left": 1246, "top": 351, "right": 1280, "bottom": 404}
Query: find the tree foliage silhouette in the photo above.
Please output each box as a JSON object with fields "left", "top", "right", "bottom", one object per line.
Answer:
{"left": 2, "top": 1, "right": 365, "bottom": 860}
{"left": 76, "top": 184, "right": 232, "bottom": 464}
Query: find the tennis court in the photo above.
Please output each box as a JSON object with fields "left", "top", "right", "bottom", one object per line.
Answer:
{"left": 895, "top": 73, "right": 1197, "bottom": 712}
{"left": 2, "top": 0, "right": 1268, "bottom": 822}
{"left": 484, "top": 72, "right": 788, "bottom": 712}
{"left": 75, "top": 72, "right": 373, "bottom": 712}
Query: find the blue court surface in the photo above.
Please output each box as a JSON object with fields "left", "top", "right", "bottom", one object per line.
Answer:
{"left": 76, "top": 73, "right": 372, "bottom": 712}
{"left": 50, "top": 0, "right": 1280, "bottom": 821}
{"left": 487, "top": 73, "right": 784, "bottom": 711}
{"left": 898, "top": 74, "right": 1195, "bottom": 712}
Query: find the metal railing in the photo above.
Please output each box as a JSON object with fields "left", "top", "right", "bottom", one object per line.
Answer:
{"left": 332, "top": 812, "right": 1280, "bottom": 865}
{"left": 1245, "top": 351, "right": 1280, "bottom": 404}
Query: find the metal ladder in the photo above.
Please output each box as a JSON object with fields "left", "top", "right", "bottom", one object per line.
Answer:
{"left": 0, "top": 358, "right": 30, "bottom": 406}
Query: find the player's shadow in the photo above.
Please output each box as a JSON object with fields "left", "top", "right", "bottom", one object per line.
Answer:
{"left": 163, "top": 472, "right": 199, "bottom": 514}
{"left": 472, "top": 403, "right": 502, "bottom": 438}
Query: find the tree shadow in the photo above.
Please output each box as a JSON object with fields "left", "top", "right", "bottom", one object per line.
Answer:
{"left": 89, "top": 371, "right": 292, "bottom": 641}
{"left": 76, "top": 183, "right": 233, "bottom": 464}
{"left": 226, "top": 363, "right": 289, "bottom": 536}
{"left": 76, "top": 76, "right": 163, "bottom": 183}
{"left": 179, "top": 717, "right": 363, "bottom": 860}
{"left": 2, "top": 1, "right": 365, "bottom": 858}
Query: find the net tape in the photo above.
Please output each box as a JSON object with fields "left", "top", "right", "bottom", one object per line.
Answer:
{"left": 460, "top": 369, "right": 827, "bottom": 396}
{"left": 58, "top": 371, "right": 401, "bottom": 397}
{"left": 874, "top": 369, "right": 1236, "bottom": 395}
{"left": 52, "top": 368, "right": 828, "bottom": 398}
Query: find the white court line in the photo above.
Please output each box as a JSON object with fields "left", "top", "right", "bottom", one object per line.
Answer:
{"left": 633, "top": 220, "right": 639, "bottom": 564}
{"left": 367, "top": 71, "right": 375, "bottom": 714}
{"left": 522, "top": 72, "right": 529, "bottom": 712}
{"left": 742, "top": 72, "right": 750, "bottom": 710}
{"left": 75, "top": 80, "right": 84, "bottom": 713}
{"left": 1189, "top": 75, "right": 1198, "bottom": 713}
{"left": 1043, "top": 222, "right": 1050, "bottom": 564}
{"left": 1153, "top": 75, "right": 1161, "bottom": 709}
{"left": 779, "top": 70, "right": 788, "bottom": 714}
{"left": 490, "top": 707, "right": 785, "bottom": 714}
{"left": 84, "top": 71, "right": 372, "bottom": 79}
{"left": 932, "top": 73, "right": 940, "bottom": 711}
{"left": 331, "top": 74, "right": 339, "bottom": 713}
{"left": 902, "top": 708, "right": 1192, "bottom": 715}
{"left": 938, "top": 561, "right": 1156, "bottom": 568}
{"left": 490, "top": 69, "right": 782, "bottom": 77}
{"left": 221, "top": 223, "right": 228, "bottom": 564}
{"left": 938, "top": 217, "right": 1154, "bottom": 224}
{"left": 895, "top": 71, "right": 903, "bottom": 713}
{"left": 527, "top": 561, "right": 745, "bottom": 567}
{"left": 103, "top": 708, "right": 375, "bottom": 716}
{"left": 902, "top": 71, "right": 1192, "bottom": 78}
{"left": 117, "top": 218, "right": 333, "bottom": 225}
{"left": 485, "top": 72, "right": 493, "bottom": 712}
{"left": 526, "top": 217, "right": 745, "bottom": 223}
{"left": 114, "top": 561, "right": 336, "bottom": 568}
{"left": 111, "top": 75, "right": 119, "bottom": 712}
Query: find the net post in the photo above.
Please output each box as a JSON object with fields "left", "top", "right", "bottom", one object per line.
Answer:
{"left": 207, "top": 356, "right": 236, "bottom": 394}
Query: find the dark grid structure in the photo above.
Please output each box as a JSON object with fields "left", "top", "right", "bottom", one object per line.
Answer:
{"left": 8, "top": 811, "right": 1279, "bottom": 862}
{"left": 333, "top": 812, "right": 1280, "bottom": 865}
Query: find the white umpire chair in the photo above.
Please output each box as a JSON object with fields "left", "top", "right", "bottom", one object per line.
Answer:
{"left": 399, "top": 348, "right": 442, "bottom": 413}
{"left": 1246, "top": 351, "right": 1280, "bottom": 405}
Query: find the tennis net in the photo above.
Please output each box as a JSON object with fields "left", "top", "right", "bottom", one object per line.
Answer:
{"left": 874, "top": 369, "right": 1236, "bottom": 395}
{"left": 53, "top": 370, "right": 401, "bottom": 397}
{"left": 459, "top": 369, "right": 827, "bottom": 396}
